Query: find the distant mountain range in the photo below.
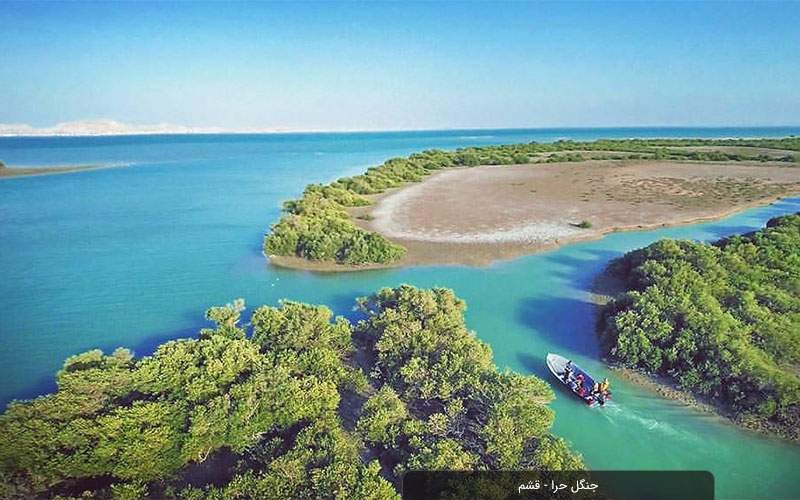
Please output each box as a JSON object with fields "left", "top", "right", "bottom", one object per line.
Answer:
{"left": 0, "top": 119, "right": 289, "bottom": 136}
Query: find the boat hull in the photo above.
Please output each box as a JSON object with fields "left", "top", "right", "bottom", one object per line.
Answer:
{"left": 546, "top": 353, "right": 610, "bottom": 406}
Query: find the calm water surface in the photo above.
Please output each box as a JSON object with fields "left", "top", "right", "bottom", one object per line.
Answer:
{"left": 2, "top": 128, "right": 800, "bottom": 499}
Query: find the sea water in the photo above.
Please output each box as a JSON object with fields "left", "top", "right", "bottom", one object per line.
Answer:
{"left": 2, "top": 127, "right": 800, "bottom": 499}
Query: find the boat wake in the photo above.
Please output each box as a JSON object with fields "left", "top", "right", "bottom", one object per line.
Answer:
{"left": 601, "top": 402, "right": 692, "bottom": 441}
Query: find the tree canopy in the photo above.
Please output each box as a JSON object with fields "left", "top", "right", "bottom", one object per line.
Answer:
{"left": 599, "top": 213, "right": 800, "bottom": 439}
{"left": 0, "top": 285, "right": 581, "bottom": 499}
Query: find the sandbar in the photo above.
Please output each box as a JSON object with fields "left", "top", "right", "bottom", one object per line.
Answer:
{"left": 0, "top": 164, "right": 116, "bottom": 179}
{"left": 349, "top": 159, "right": 800, "bottom": 267}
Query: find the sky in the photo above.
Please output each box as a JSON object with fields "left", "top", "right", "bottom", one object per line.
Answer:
{"left": 1, "top": 1, "right": 799, "bottom": 131}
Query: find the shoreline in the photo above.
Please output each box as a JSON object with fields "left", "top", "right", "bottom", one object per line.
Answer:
{"left": 266, "top": 253, "right": 403, "bottom": 273}
{"left": 608, "top": 364, "right": 799, "bottom": 443}
{"left": 269, "top": 190, "right": 800, "bottom": 273}
{"left": 591, "top": 263, "right": 800, "bottom": 444}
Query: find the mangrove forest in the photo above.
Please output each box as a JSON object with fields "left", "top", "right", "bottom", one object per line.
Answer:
{"left": 599, "top": 213, "right": 800, "bottom": 439}
{"left": 0, "top": 285, "right": 582, "bottom": 499}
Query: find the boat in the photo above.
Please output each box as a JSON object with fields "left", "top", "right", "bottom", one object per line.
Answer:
{"left": 546, "top": 353, "right": 611, "bottom": 407}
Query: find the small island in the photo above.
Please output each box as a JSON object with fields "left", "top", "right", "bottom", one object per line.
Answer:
{"left": 264, "top": 138, "right": 800, "bottom": 270}
{"left": 597, "top": 213, "right": 800, "bottom": 441}
{"left": 0, "top": 285, "right": 581, "bottom": 499}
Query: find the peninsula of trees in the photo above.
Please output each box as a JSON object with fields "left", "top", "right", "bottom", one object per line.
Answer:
{"left": 0, "top": 285, "right": 582, "bottom": 499}
{"left": 599, "top": 213, "right": 800, "bottom": 440}
{"left": 264, "top": 137, "right": 800, "bottom": 267}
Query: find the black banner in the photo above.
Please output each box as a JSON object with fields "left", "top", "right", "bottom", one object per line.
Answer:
{"left": 402, "top": 470, "right": 713, "bottom": 500}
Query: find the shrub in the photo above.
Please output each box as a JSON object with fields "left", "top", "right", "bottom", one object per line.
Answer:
{"left": 0, "top": 286, "right": 583, "bottom": 497}
{"left": 599, "top": 213, "right": 800, "bottom": 437}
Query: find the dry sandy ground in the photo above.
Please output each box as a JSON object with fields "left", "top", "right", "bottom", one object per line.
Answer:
{"left": 349, "top": 159, "right": 800, "bottom": 267}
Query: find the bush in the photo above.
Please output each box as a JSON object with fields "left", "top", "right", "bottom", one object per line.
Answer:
{"left": 512, "top": 153, "right": 530, "bottom": 164}
{"left": 599, "top": 214, "right": 800, "bottom": 438}
{"left": 0, "top": 286, "right": 582, "bottom": 498}
{"left": 454, "top": 152, "right": 481, "bottom": 166}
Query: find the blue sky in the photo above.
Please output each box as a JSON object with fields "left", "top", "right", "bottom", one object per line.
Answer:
{"left": 1, "top": 1, "right": 799, "bottom": 130}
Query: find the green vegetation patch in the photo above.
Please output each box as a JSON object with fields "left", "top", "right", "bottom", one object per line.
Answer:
{"left": 264, "top": 138, "right": 800, "bottom": 267}
{"left": 0, "top": 286, "right": 582, "bottom": 499}
{"left": 599, "top": 213, "right": 800, "bottom": 439}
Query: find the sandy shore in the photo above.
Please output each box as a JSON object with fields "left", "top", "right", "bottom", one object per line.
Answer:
{"left": 344, "top": 159, "right": 800, "bottom": 267}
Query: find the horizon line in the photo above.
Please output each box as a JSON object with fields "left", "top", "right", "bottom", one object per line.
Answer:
{"left": 2, "top": 124, "right": 800, "bottom": 139}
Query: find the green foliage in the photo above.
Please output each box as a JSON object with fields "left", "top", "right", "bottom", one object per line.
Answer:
{"left": 210, "top": 418, "right": 398, "bottom": 500}
{"left": 531, "top": 435, "right": 586, "bottom": 470}
{"left": 0, "top": 286, "right": 583, "bottom": 498}
{"left": 110, "top": 481, "right": 148, "bottom": 500}
{"left": 454, "top": 152, "right": 481, "bottom": 166}
{"left": 356, "top": 285, "right": 494, "bottom": 400}
{"left": 356, "top": 386, "right": 408, "bottom": 446}
{"left": 512, "top": 153, "right": 530, "bottom": 164}
{"left": 0, "top": 300, "right": 344, "bottom": 497}
{"left": 265, "top": 137, "right": 800, "bottom": 266}
{"left": 199, "top": 298, "right": 246, "bottom": 339}
{"left": 405, "top": 438, "right": 478, "bottom": 470}
{"left": 482, "top": 373, "right": 555, "bottom": 468}
{"left": 355, "top": 285, "right": 582, "bottom": 478}
{"left": 251, "top": 300, "right": 352, "bottom": 354}
{"left": 600, "top": 213, "right": 800, "bottom": 437}
{"left": 250, "top": 300, "right": 366, "bottom": 390}
{"left": 264, "top": 208, "right": 406, "bottom": 264}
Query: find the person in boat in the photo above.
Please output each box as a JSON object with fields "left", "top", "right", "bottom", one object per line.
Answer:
{"left": 568, "top": 373, "right": 579, "bottom": 391}
{"left": 591, "top": 381, "right": 601, "bottom": 394}
{"left": 574, "top": 374, "right": 586, "bottom": 396}
{"left": 562, "top": 360, "right": 574, "bottom": 383}
{"left": 599, "top": 377, "right": 610, "bottom": 394}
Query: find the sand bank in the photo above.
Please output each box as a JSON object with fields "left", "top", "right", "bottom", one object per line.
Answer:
{"left": 346, "top": 159, "right": 800, "bottom": 267}
{"left": 0, "top": 163, "right": 124, "bottom": 180}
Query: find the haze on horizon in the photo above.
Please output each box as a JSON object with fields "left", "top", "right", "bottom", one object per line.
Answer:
{"left": 1, "top": 1, "right": 799, "bottom": 132}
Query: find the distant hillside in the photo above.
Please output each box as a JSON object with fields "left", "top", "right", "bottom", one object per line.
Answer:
{"left": 0, "top": 119, "right": 285, "bottom": 137}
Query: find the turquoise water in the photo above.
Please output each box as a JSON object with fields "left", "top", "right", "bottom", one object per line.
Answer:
{"left": 2, "top": 128, "right": 800, "bottom": 499}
